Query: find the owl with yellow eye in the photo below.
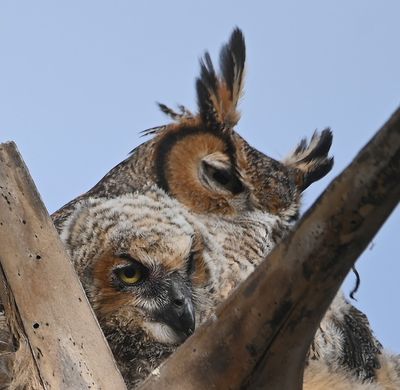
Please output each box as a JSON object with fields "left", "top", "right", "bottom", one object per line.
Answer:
{"left": 59, "top": 188, "right": 220, "bottom": 388}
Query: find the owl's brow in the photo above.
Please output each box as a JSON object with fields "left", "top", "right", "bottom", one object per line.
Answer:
{"left": 116, "top": 253, "right": 137, "bottom": 263}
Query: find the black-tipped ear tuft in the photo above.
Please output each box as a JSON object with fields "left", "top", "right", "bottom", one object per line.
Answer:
{"left": 290, "top": 129, "right": 333, "bottom": 164}
{"left": 196, "top": 75, "right": 220, "bottom": 130}
{"left": 284, "top": 128, "right": 334, "bottom": 191}
{"left": 158, "top": 103, "right": 181, "bottom": 120}
{"left": 196, "top": 51, "right": 221, "bottom": 129}
{"left": 219, "top": 27, "right": 246, "bottom": 102}
{"left": 157, "top": 103, "right": 194, "bottom": 122}
{"left": 199, "top": 52, "right": 219, "bottom": 94}
{"left": 302, "top": 156, "right": 334, "bottom": 190}
{"left": 196, "top": 28, "right": 246, "bottom": 131}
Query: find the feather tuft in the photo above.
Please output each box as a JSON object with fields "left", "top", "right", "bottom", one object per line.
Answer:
{"left": 196, "top": 28, "right": 246, "bottom": 131}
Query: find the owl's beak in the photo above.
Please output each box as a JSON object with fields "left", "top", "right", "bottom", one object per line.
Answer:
{"left": 157, "top": 277, "right": 196, "bottom": 341}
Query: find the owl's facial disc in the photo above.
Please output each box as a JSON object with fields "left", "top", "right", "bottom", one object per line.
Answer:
{"left": 109, "top": 254, "right": 196, "bottom": 343}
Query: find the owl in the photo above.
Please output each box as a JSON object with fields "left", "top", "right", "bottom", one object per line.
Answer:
{"left": 58, "top": 188, "right": 221, "bottom": 388}
{"left": 0, "top": 188, "right": 216, "bottom": 389}
{"left": 51, "top": 28, "right": 333, "bottom": 233}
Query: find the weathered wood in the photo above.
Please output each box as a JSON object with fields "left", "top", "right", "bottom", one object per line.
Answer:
{"left": 139, "top": 108, "right": 400, "bottom": 390}
{"left": 0, "top": 142, "right": 127, "bottom": 389}
{"left": 0, "top": 266, "right": 44, "bottom": 389}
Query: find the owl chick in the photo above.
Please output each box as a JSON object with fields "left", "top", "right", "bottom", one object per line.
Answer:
{"left": 59, "top": 188, "right": 220, "bottom": 388}
{"left": 49, "top": 28, "right": 394, "bottom": 388}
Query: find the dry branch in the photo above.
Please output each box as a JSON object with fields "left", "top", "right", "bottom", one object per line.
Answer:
{"left": 139, "top": 108, "right": 400, "bottom": 390}
{"left": 0, "top": 266, "right": 43, "bottom": 389}
{"left": 0, "top": 142, "right": 126, "bottom": 389}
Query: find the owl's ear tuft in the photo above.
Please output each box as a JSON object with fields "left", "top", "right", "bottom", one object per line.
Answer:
{"left": 284, "top": 129, "right": 334, "bottom": 191}
{"left": 196, "top": 28, "right": 246, "bottom": 131}
{"left": 157, "top": 103, "right": 194, "bottom": 122}
{"left": 219, "top": 27, "right": 246, "bottom": 113}
{"left": 196, "top": 52, "right": 220, "bottom": 129}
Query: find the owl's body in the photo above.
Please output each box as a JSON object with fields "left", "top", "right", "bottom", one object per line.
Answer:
{"left": 193, "top": 204, "right": 388, "bottom": 386}
{"left": 305, "top": 353, "right": 400, "bottom": 390}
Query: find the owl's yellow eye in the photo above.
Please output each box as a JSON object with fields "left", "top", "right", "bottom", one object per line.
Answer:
{"left": 116, "top": 264, "right": 143, "bottom": 285}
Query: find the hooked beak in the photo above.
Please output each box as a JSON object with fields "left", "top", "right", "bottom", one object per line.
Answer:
{"left": 156, "top": 277, "right": 195, "bottom": 341}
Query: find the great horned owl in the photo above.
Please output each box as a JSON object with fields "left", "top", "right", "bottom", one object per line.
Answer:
{"left": 49, "top": 28, "right": 396, "bottom": 388}
{"left": 52, "top": 28, "right": 333, "bottom": 233}
{"left": 58, "top": 188, "right": 221, "bottom": 388}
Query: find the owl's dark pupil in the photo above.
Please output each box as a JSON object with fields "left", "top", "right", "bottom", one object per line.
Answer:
{"left": 202, "top": 160, "right": 244, "bottom": 194}
{"left": 212, "top": 169, "right": 231, "bottom": 185}
{"left": 202, "top": 161, "right": 233, "bottom": 186}
{"left": 123, "top": 267, "right": 136, "bottom": 278}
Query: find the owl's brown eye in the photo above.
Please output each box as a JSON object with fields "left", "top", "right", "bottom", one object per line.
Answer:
{"left": 202, "top": 160, "right": 244, "bottom": 194}
{"left": 115, "top": 263, "right": 146, "bottom": 285}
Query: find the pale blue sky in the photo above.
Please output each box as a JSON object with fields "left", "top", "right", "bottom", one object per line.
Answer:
{"left": 1, "top": 1, "right": 399, "bottom": 351}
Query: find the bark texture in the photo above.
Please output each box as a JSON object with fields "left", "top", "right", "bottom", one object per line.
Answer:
{"left": 0, "top": 142, "right": 127, "bottom": 390}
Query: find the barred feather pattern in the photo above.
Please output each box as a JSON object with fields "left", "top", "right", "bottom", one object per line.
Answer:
{"left": 51, "top": 138, "right": 158, "bottom": 231}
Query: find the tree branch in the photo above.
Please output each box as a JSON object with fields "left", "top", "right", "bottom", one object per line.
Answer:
{"left": 0, "top": 142, "right": 126, "bottom": 389}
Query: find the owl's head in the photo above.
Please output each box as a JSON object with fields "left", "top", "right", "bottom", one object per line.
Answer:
{"left": 60, "top": 190, "right": 213, "bottom": 347}
{"left": 144, "top": 28, "right": 333, "bottom": 221}
{"left": 60, "top": 189, "right": 224, "bottom": 386}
